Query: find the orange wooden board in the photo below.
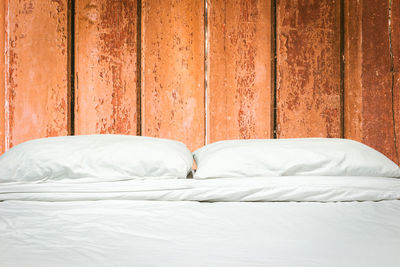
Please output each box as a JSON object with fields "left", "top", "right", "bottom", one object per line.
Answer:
{"left": 0, "top": 0, "right": 5, "bottom": 154}
{"left": 75, "top": 0, "right": 138, "bottom": 135}
{"left": 343, "top": 0, "right": 362, "bottom": 143}
{"left": 276, "top": 0, "right": 341, "bottom": 138}
{"left": 5, "top": 0, "right": 70, "bottom": 149}
{"left": 393, "top": 0, "right": 400, "bottom": 164}
{"left": 344, "top": 0, "right": 398, "bottom": 163}
{"left": 141, "top": 0, "right": 205, "bottom": 151}
{"left": 207, "top": 0, "right": 272, "bottom": 143}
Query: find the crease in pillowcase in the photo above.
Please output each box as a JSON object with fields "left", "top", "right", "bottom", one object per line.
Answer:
{"left": 0, "top": 135, "right": 193, "bottom": 183}
{"left": 193, "top": 138, "right": 400, "bottom": 179}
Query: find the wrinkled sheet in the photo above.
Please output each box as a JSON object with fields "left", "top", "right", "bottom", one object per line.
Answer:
{"left": 1, "top": 176, "right": 400, "bottom": 202}
{"left": 1, "top": 176, "right": 400, "bottom": 267}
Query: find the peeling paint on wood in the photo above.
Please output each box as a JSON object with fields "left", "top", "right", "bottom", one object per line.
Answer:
{"left": 6, "top": 0, "right": 69, "bottom": 149}
{"left": 345, "top": 0, "right": 398, "bottom": 163}
{"left": 276, "top": 0, "right": 341, "bottom": 138}
{"left": 344, "top": 0, "right": 362, "bottom": 144}
{"left": 362, "top": 0, "right": 396, "bottom": 162}
{"left": 2, "top": 0, "right": 399, "bottom": 162}
{"left": 391, "top": 0, "right": 400, "bottom": 164}
{"left": 75, "top": 0, "right": 138, "bottom": 135}
{"left": 0, "top": 0, "right": 5, "bottom": 153}
{"left": 207, "top": 0, "right": 272, "bottom": 143}
{"left": 141, "top": 0, "right": 205, "bottom": 151}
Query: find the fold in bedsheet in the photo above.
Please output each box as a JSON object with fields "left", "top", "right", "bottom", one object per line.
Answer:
{"left": 1, "top": 176, "right": 400, "bottom": 267}
{"left": 1, "top": 176, "right": 400, "bottom": 202}
{"left": 1, "top": 198, "right": 400, "bottom": 267}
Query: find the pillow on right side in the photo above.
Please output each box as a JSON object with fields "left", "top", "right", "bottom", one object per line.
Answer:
{"left": 193, "top": 138, "right": 400, "bottom": 179}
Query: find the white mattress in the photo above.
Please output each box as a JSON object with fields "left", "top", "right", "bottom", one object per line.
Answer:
{"left": 1, "top": 176, "right": 400, "bottom": 267}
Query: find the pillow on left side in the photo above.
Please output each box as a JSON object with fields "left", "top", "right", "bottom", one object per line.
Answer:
{"left": 0, "top": 135, "right": 193, "bottom": 183}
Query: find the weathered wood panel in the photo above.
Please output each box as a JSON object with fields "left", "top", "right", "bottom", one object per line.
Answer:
{"left": 0, "top": 0, "right": 5, "bottom": 153}
{"left": 344, "top": 0, "right": 398, "bottom": 163}
{"left": 344, "top": 0, "right": 362, "bottom": 144}
{"left": 207, "top": 0, "right": 272, "bottom": 143}
{"left": 393, "top": 0, "right": 400, "bottom": 164}
{"left": 141, "top": 0, "right": 204, "bottom": 151}
{"left": 6, "top": 0, "right": 70, "bottom": 149}
{"left": 75, "top": 0, "right": 138, "bottom": 135}
{"left": 276, "top": 0, "right": 341, "bottom": 138}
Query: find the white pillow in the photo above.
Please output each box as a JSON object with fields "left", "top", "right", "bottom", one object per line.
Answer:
{"left": 193, "top": 138, "right": 400, "bottom": 179}
{"left": 0, "top": 135, "right": 193, "bottom": 183}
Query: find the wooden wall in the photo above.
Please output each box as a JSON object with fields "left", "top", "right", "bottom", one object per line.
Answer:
{"left": 0, "top": 0, "right": 399, "bottom": 163}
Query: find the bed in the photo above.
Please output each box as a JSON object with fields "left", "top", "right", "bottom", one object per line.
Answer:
{"left": 0, "top": 136, "right": 399, "bottom": 267}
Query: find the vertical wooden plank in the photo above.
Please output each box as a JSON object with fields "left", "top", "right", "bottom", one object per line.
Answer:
{"left": 344, "top": 0, "right": 398, "bottom": 162}
{"left": 6, "top": 0, "right": 70, "bottom": 149}
{"left": 361, "top": 0, "right": 396, "bottom": 162}
{"left": 207, "top": 0, "right": 272, "bottom": 143}
{"left": 75, "top": 0, "right": 138, "bottom": 135}
{"left": 390, "top": 0, "right": 400, "bottom": 164}
{"left": 276, "top": 0, "right": 341, "bottom": 138}
{"left": 393, "top": 0, "right": 400, "bottom": 164}
{"left": 141, "top": 0, "right": 204, "bottom": 151}
{"left": 344, "top": 0, "right": 362, "bottom": 143}
{"left": 0, "top": 0, "right": 5, "bottom": 154}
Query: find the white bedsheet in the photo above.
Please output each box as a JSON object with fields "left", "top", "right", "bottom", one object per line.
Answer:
{"left": 1, "top": 176, "right": 400, "bottom": 267}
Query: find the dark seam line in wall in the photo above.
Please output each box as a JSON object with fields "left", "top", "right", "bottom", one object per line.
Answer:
{"left": 136, "top": 0, "right": 142, "bottom": 136}
{"left": 204, "top": 0, "right": 208, "bottom": 144}
{"left": 340, "top": 0, "right": 345, "bottom": 139}
{"left": 389, "top": 0, "right": 399, "bottom": 162}
{"left": 272, "top": 0, "right": 277, "bottom": 139}
{"left": 69, "top": 0, "right": 75, "bottom": 135}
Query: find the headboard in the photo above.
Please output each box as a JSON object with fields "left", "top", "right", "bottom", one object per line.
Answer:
{"left": 0, "top": 0, "right": 399, "bottom": 164}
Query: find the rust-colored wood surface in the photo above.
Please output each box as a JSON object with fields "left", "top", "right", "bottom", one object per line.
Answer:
{"left": 5, "top": 0, "right": 70, "bottom": 149}
{"left": 344, "top": 0, "right": 398, "bottom": 163}
{"left": 276, "top": 0, "right": 341, "bottom": 138}
{"left": 207, "top": 0, "right": 272, "bottom": 143}
{"left": 75, "top": 0, "right": 138, "bottom": 135}
{"left": 1, "top": 0, "right": 400, "bottom": 163}
{"left": 393, "top": 0, "right": 400, "bottom": 164}
{"left": 141, "top": 0, "right": 205, "bottom": 151}
{"left": 0, "top": 0, "right": 5, "bottom": 153}
{"left": 344, "top": 0, "right": 362, "bottom": 144}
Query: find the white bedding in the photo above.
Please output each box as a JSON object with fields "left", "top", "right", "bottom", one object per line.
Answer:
{"left": 1, "top": 177, "right": 400, "bottom": 267}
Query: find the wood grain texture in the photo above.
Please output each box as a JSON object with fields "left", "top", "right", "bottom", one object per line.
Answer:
{"left": 75, "top": 0, "right": 138, "bottom": 135}
{"left": 344, "top": 0, "right": 362, "bottom": 143}
{"left": 390, "top": 0, "right": 400, "bottom": 164}
{"left": 393, "top": 0, "right": 400, "bottom": 164}
{"left": 276, "top": 0, "right": 341, "bottom": 138}
{"left": 6, "top": 0, "right": 70, "bottom": 149}
{"left": 344, "top": 0, "right": 398, "bottom": 163}
{"left": 0, "top": 0, "right": 5, "bottom": 154}
{"left": 141, "top": 0, "right": 205, "bottom": 151}
{"left": 207, "top": 0, "right": 272, "bottom": 143}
